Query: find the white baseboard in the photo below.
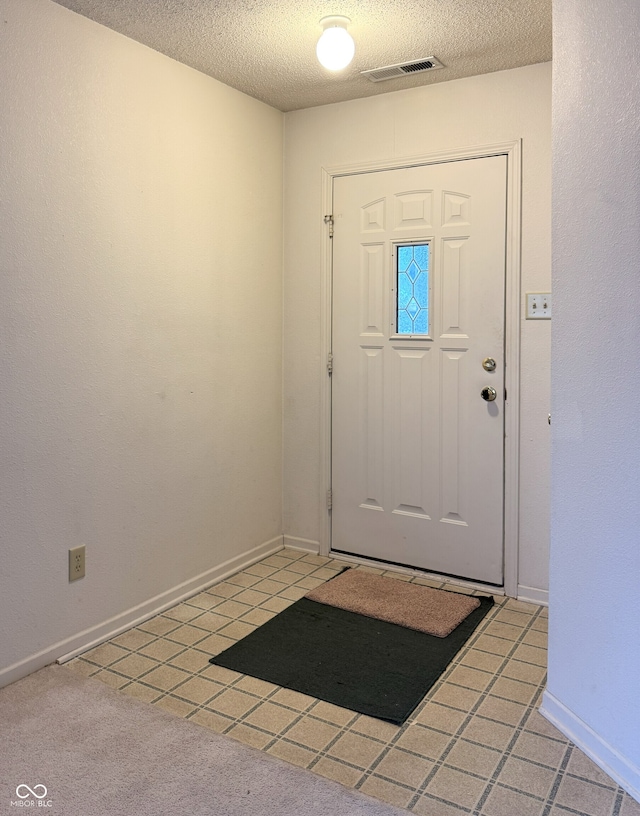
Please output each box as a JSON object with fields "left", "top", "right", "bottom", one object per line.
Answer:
{"left": 540, "top": 690, "right": 640, "bottom": 803}
{"left": 517, "top": 584, "right": 549, "bottom": 606}
{"left": 283, "top": 535, "right": 320, "bottom": 554}
{"left": 0, "top": 535, "right": 284, "bottom": 689}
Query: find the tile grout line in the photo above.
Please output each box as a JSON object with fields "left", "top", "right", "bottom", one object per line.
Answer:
{"left": 400, "top": 602, "right": 549, "bottom": 812}
{"left": 611, "top": 789, "right": 626, "bottom": 816}
{"left": 469, "top": 603, "right": 555, "bottom": 815}
{"left": 540, "top": 742, "right": 574, "bottom": 816}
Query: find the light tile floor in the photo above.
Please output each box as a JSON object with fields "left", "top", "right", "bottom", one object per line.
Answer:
{"left": 67, "top": 549, "right": 640, "bottom": 816}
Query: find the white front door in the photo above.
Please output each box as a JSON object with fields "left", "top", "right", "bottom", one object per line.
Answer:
{"left": 331, "top": 156, "right": 507, "bottom": 585}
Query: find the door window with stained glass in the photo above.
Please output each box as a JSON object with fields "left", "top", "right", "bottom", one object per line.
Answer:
{"left": 396, "top": 243, "right": 429, "bottom": 335}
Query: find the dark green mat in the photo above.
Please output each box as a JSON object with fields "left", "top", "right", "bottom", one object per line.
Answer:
{"left": 209, "top": 593, "right": 494, "bottom": 724}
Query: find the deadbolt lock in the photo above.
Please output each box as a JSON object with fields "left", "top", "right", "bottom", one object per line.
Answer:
{"left": 481, "top": 386, "right": 497, "bottom": 402}
{"left": 482, "top": 357, "right": 497, "bottom": 372}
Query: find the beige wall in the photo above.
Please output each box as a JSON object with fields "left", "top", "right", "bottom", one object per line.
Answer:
{"left": 0, "top": 0, "right": 283, "bottom": 683}
{"left": 545, "top": 0, "right": 640, "bottom": 800}
{"left": 283, "top": 63, "right": 552, "bottom": 599}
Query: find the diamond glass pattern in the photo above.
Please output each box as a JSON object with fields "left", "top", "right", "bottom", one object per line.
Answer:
{"left": 397, "top": 244, "right": 429, "bottom": 334}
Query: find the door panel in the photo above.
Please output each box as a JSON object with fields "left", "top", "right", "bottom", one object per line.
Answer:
{"left": 331, "top": 156, "right": 507, "bottom": 584}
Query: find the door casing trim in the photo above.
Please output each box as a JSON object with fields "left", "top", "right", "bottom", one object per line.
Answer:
{"left": 319, "top": 141, "right": 522, "bottom": 598}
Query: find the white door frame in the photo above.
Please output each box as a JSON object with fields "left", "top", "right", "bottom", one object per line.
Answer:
{"left": 319, "top": 141, "right": 522, "bottom": 598}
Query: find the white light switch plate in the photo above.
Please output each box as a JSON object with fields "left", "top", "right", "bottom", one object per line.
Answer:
{"left": 526, "top": 293, "right": 552, "bottom": 319}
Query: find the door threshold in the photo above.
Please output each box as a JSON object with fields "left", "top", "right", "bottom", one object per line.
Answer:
{"left": 329, "top": 549, "right": 506, "bottom": 597}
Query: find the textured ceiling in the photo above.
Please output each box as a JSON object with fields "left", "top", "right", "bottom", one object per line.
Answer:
{"left": 51, "top": 0, "right": 552, "bottom": 112}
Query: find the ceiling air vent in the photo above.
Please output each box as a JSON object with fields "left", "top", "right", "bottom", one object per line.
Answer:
{"left": 361, "top": 57, "right": 444, "bottom": 83}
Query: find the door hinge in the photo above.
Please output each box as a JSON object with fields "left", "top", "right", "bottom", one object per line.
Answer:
{"left": 324, "top": 214, "right": 334, "bottom": 238}
{"left": 326, "top": 488, "right": 333, "bottom": 510}
{"left": 327, "top": 352, "right": 333, "bottom": 376}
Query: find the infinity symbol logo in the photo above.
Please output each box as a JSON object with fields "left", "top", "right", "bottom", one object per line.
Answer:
{"left": 16, "top": 785, "right": 48, "bottom": 799}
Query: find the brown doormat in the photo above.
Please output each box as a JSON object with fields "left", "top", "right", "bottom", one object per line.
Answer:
{"left": 306, "top": 568, "right": 481, "bottom": 637}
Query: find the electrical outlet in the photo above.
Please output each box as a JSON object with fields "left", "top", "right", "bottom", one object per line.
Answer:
{"left": 69, "top": 546, "right": 85, "bottom": 582}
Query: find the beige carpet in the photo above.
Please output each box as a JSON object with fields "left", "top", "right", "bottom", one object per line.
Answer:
{"left": 0, "top": 665, "right": 408, "bottom": 816}
{"left": 306, "top": 569, "right": 480, "bottom": 637}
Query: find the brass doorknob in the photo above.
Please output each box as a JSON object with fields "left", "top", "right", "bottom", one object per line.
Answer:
{"left": 481, "top": 386, "right": 497, "bottom": 402}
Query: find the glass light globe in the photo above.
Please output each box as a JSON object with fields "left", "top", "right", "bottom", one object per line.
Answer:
{"left": 316, "top": 17, "right": 355, "bottom": 71}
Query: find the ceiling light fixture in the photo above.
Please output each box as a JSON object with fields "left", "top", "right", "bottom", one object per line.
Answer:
{"left": 316, "top": 16, "right": 355, "bottom": 71}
